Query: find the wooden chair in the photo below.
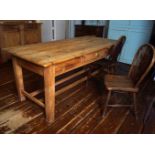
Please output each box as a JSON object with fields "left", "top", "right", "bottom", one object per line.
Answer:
{"left": 98, "top": 36, "right": 126, "bottom": 74}
{"left": 86, "top": 36, "right": 126, "bottom": 81}
{"left": 103, "top": 44, "right": 155, "bottom": 119}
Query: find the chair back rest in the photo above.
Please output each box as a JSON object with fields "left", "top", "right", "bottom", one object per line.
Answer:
{"left": 109, "top": 36, "right": 126, "bottom": 62}
{"left": 128, "top": 44, "right": 155, "bottom": 87}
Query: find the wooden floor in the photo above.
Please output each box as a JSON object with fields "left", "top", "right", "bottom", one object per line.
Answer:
{"left": 0, "top": 61, "right": 155, "bottom": 134}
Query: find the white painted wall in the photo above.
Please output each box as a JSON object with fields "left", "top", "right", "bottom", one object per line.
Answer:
{"left": 41, "top": 20, "right": 53, "bottom": 42}
{"left": 41, "top": 20, "right": 66, "bottom": 42}
{"left": 41, "top": 20, "right": 109, "bottom": 42}
{"left": 55, "top": 20, "right": 66, "bottom": 40}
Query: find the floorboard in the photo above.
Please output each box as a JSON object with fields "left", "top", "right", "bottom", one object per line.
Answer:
{"left": 0, "top": 62, "right": 155, "bottom": 134}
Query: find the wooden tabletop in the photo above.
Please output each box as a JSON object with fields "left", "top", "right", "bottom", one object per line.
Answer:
{"left": 4, "top": 36, "right": 116, "bottom": 67}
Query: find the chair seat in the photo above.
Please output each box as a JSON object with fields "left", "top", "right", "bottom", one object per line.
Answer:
{"left": 104, "top": 74, "right": 138, "bottom": 92}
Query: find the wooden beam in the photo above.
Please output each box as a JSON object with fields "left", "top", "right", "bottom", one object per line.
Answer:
{"left": 56, "top": 69, "right": 85, "bottom": 86}
{"left": 19, "top": 59, "right": 44, "bottom": 76}
{"left": 22, "top": 90, "right": 45, "bottom": 108}
{"left": 12, "top": 57, "right": 26, "bottom": 101}
{"left": 28, "top": 68, "right": 100, "bottom": 98}
{"left": 30, "top": 89, "right": 43, "bottom": 97}
{"left": 44, "top": 65, "right": 55, "bottom": 123}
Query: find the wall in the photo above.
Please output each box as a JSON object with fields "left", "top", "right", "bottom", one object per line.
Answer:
{"left": 41, "top": 20, "right": 66, "bottom": 42}
{"left": 41, "top": 20, "right": 53, "bottom": 42}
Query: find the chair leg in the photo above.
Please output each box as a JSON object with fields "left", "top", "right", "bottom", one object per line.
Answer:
{"left": 133, "top": 92, "right": 138, "bottom": 120}
{"left": 109, "top": 63, "right": 116, "bottom": 74}
{"left": 84, "top": 66, "right": 90, "bottom": 88}
{"left": 108, "top": 64, "right": 112, "bottom": 74}
{"left": 102, "top": 91, "right": 111, "bottom": 117}
{"left": 107, "top": 64, "right": 111, "bottom": 74}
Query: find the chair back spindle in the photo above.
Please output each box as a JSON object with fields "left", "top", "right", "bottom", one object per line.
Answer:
{"left": 108, "top": 36, "right": 126, "bottom": 62}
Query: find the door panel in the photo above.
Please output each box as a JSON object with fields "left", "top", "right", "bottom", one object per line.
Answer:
{"left": 130, "top": 20, "right": 154, "bottom": 29}
{"left": 109, "top": 20, "right": 130, "bottom": 29}
{"left": 108, "top": 20, "right": 153, "bottom": 64}
{"left": 108, "top": 29, "right": 128, "bottom": 63}
{"left": 124, "top": 31, "right": 152, "bottom": 64}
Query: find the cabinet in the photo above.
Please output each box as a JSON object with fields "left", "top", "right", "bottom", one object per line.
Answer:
{"left": 108, "top": 20, "right": 153, "bottom": 64}
{"left": 75, "top": 25, "right": 105, "bottom": 37}
{"left": 41, "top": 20, "right": 66, "bottom": 42}
{"left": 0, "top": 22, "right": 41, "bottom": 62}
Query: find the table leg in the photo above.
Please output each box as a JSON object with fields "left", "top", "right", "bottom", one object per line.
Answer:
{"left": 12, "top": 57, "right": 26, "bottom": 102}
{"left": 44, "top": 65, "right": 55, "bottom": 123}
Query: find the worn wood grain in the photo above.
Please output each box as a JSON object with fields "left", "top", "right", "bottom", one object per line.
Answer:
{"left": 5, "top": 36, "right": 115, "bottom": 67}
{"left": 13, "top": 84, "right": 93, "bottom": 133}
{"left": 0, "top": 61, "right": 154, "bottom": 133}
{"left": 90, "top": 108, "right": 129, "bottom": 134}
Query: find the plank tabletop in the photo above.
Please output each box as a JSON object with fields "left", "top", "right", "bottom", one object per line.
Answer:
{"left": 4, "top": 36, "right": 116, "bottom": 67}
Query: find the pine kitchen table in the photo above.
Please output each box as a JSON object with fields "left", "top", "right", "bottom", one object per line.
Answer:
{"left": 5, "top": 36, "right": 116, "bottom": 123}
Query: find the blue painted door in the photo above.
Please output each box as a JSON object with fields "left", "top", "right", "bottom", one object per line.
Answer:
{"left": 108, "top": 29, "right": 128, "bottom": 63}
{"left": 124, "top": 29, "right": 152, "bottom": 64}
{"left": 108, "top": 20, "right": 153, "bottom": 64}
{"left": 109, "top": 20, "right": 130, "bottom": 29}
